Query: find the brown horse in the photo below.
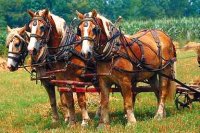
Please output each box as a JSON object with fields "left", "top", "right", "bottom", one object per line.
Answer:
{"left": 6, "top": 26, "right": 29, "bottom": 71}
{"left": 76, "top": 10, "right": 176, "bottom": 127}
{"left": 5, "top": 25, "right": 71, "bottom": 124}
{"left": 27, "top": 9, "right": 91, "bottom": 126}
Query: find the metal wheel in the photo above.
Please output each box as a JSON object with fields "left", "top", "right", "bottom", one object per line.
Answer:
{"left": 175, "top": 92, "right": 192, "bottom": 110}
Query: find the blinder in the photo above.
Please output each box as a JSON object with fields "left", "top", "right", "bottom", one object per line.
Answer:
{"left": 92, "top": 26, "right": 101, "bottom": 35}
{"left": 77, "top": 28, "right": 81, "bottom": 36}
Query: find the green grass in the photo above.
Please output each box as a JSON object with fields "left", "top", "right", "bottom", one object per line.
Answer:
{"left": 0, "top": 50, "right": 199, "bottom": 132}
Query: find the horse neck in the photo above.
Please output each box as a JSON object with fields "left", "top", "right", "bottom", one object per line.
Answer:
{"left": 48, "top": 16, "right": 63, "bottom": 49}
{"left": 95, "top": 19, "right": 109, "bottom": 53}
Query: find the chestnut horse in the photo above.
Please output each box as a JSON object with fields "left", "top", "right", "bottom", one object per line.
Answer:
{"left": 27, "top": 9, "right": 92, "bottom": 126}
{"left": 76, "top": 10, "right": 176, "bottom": 127}
{"left": 5, "top": 25, "right": 73, "bottom": 124}
{"left": 6, "top": 26, "right": 29, "bottom": 71}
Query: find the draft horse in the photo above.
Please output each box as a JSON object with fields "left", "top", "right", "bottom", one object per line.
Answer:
{"left": 27, "top": 9, "right": 92, "bottom": 126}
{"left": 5, "top": 25, "right": 75, "bottom": 124}
{"left": 6, "top": 26, "right": 29, "bottom": 71}
{"left": 76, "top": 10, "right": 176, "bottom": 127}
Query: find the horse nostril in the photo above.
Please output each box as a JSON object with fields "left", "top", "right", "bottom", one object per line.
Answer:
{"left": 7, "top": 65, "right": 15, "bottom": 71}
{"left": 33, "top": 48, "right": 37, "bottom": 55}
{"left": 7, "top": 65, "right": 11, "bottom": 69}
{"left": 81, "top": 52, "right": 85, "bottom": 57}
{"left": 29, "top": 48, "right": 37, "bottom": 55}
{"left": 88, "top": 52, "right": 92, "bottom": 59}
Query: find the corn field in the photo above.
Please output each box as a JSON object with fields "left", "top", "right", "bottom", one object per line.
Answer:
{"left": 121, "top": 17, "right": 200, "bottom": 46}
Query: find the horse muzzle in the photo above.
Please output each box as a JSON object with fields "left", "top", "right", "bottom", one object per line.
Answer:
{"left": 81, "top": 51, "right": 93, "bottom": 60}
{"left": 7, "top": 64, "right": 18, "bottom": 71}
{"left": 28, "top": 48, "right": 38, "bottom": 56}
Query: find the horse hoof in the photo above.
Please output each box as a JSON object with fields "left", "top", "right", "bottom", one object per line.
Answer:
{"left": 64, "top": 117, "right": 69, "bottom": 123}
{"left": 154, "top": 114, "right": 164, "bottom": 120}
{"left": 81, "top": 119, "right": 90, "bottom": 127}
{"left": 52, "top": 117, "right": 59, "bottom": 123}
{"left": 67, "top": 121, "right": 76, "bottom": 128}
{"left": 125, "top": 122, "right": 136, "bottom": 129}
{"left": 124, "top": 114, "right": 128, "bottom": 119}
{"left": 97, "top": 123, "right": 110, "bottom": 130}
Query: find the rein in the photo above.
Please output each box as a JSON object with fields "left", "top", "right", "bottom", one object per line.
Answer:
{"left": 80, "top": 17, "right": 176, "bottom": 75}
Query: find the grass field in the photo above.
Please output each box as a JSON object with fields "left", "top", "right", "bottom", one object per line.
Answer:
{"left": 0, "top": 50, "right": 199, "bottom": 133}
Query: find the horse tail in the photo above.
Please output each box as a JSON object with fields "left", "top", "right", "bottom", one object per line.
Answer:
{"left": 166, "top": 61, "right": 176, "bottom": 101}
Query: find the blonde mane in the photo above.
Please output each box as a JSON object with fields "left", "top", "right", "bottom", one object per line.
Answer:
{"left": 86, "top": 12, "right": 113, "bottom": 38}
{"left": 6, "top": 27, "right": 22, "bottom": 46}
{"left": 51, "top": 13, "right": 66, "bottom": 37}
{"left": 97, "top": 14, "right": 113, "bottom": 38}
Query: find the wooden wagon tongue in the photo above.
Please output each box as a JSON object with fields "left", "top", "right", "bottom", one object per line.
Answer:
{"left": 45, "top": 69, "right": 112, "bottom": 77}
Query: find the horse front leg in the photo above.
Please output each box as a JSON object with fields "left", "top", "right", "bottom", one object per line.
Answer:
{"left": 120, "top": 80, "right": 136, "bottom": 126}
{"left": 76, "top": 92, "right": 90, "bottom": 127}
{"left": 64, "top": 91, "right": 76, "bottom": 126}
{"left": 42, "top": 81, "right": 59, "bottom": 123}
{"left": 59, "top": 91, "right": 70, "bottom": 122}
{"left": 98, "top": 78, "right": 110, "bottom": 128}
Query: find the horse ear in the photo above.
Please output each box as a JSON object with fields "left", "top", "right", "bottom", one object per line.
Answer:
{"left": 92, "top": 9, "right": 97, "bottom": 18}
{"left": 7, "top": 25, "right": 12, "bottom": 33}
{"left": 42, "top": 8, "right": 49, "bottom": 17}
{"left": 27, "top": 10, "right": 35, "bottom": 18}
{"left": 76, "top": 10, "right": 84, "bottom": 20}
{"left": 18, "top": 26, "right": 26, "bottom": 34}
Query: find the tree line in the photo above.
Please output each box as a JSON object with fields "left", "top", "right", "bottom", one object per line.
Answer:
{"left": 0, "top": 0, "right": 200, "bottom": 28}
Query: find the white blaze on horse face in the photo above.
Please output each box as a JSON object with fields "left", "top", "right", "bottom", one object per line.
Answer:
{"left": 81, "top": 21, "right": 92, "bottom": 54}
{"left": 7, "top": 42, "right": 17, "bottom": 67}
{"left": 28, "top": 20, "right": 40, "bottom": 51}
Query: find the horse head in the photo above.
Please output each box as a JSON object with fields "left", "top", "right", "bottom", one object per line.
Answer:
{"left": 76, "top": 10, "right": 113, "bottom": 59}
{"left": 27, "top": 9, "right": 66, "bottom": 63}
{"left": 6, "top": 26, "right": 29, "bottom": 71}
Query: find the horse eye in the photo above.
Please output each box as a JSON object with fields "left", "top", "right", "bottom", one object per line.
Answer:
{"left": 15, "top": 43, "right": 20, "bottom": 48}
{"left": 92, "top": 27, "right": 98, "bottom": 35}
{"left": 40, "top": 26, "right": 45, "bottom": 31}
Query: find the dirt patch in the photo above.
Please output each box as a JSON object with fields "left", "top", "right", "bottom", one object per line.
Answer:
{"left": 173, "top": 41, "right": 180, "bottom": 49}
{"left": 190, "top": 79, "right": 200, "bottom": 86}
{"left": 183, "top": 42, "right": 200, "bottom": 51}
{"left": 0, "top": 57, "right": 7, "bottom": 71}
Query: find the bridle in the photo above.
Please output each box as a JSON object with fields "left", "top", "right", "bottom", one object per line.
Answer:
{"left": 28, "top": 15, "right": 52, "bottom": 48}
{"left": 27, "top": 15, "right": 52, "bottom": 63}
{"left": 77, "top": 17, "right": 102, "bottom": 46}
{"left": 77, "top": 16, "right": 122, "bottom": 61}
{"left": 7, "top": 33, "right": 29, "bottom": 66}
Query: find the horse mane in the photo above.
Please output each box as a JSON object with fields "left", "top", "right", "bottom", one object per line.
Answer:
{"left": 6, "top": 27, "right": 22, "bottom": 46}
{"left": 86, "top": 12, "right": 113, "bottom": 38}
{"left": 51, "top": 14, "right": 67, "bottom": 37}
{"left": 97, "top": 14, "right": 113, "bottom": 38}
